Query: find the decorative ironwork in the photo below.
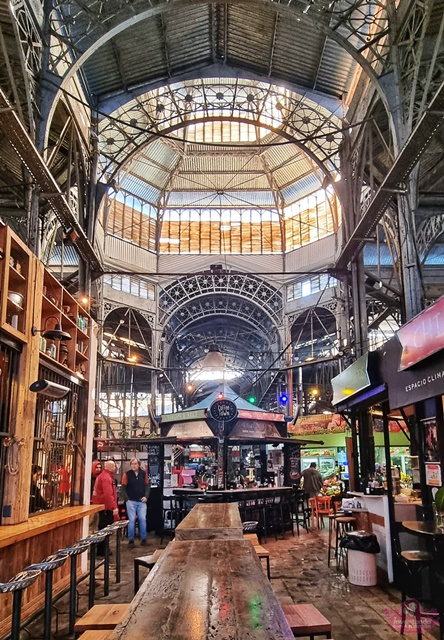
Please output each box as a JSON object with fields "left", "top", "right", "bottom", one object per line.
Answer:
{"left": 98, "top": 80, "right": 342, "bottom": 181}
{"left": 159, "top": 272, "right": 283, "bottom": 325}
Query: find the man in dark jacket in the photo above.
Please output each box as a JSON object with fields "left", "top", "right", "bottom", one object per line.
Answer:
{"left": 301, "top": 462, "right": 323, "bottom": 498}
{"left": 122, "top": 458, "right": 150, "bottom": 545}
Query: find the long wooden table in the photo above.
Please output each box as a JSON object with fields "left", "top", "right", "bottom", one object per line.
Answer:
{"left": 112, "top": 539, "right": 294, "bottom": 640}
{"left": 175, "top": 503, "right": 243, "bottom": 541}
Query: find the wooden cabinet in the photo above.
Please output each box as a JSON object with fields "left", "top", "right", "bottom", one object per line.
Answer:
{"left": 39, "top": 269, "right": 91, "bottom": 379}
{"left": 0, "top": 225, "right": 33, "bottom": 342}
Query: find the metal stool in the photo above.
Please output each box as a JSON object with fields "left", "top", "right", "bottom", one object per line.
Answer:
{"left": 25, "top": 552, "right": 69, "bottom": 640}
{"left": 106, "top": 520, "right": 128, "bottom": 583}
{"left": 0, "top": 569, "right": 42, "bottom": 640}
{"left": 55, "top": 539, "right": 91, "bottom": 635}
{"left": 82, "top": 529, "right": 112, "bottom": 609}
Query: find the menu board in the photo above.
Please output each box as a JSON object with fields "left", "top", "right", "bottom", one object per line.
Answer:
{"left": 148, "top": 444, "right": 161, "bottom": 487}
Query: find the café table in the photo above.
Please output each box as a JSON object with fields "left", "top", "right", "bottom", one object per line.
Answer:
{"left": 112, "top": 539, "right": 294, "bottom": 640}
{"left": 402, "top": 520, "right": 444, "bottom": 539}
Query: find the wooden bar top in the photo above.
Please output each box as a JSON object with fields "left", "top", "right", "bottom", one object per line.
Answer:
{"left": 0, "top": 505, "right": 103, "bottom": 548}
{"left": 175, "top": 503, "right": 243, "bottom": 541}
{"left": 112, "top": 539, "right": 294, "bottom": 640}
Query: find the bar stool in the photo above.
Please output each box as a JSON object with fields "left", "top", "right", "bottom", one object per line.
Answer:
{"left": 82, "top": 529, "right": 112, "bottom": 609}
{"left": 25, "top": 552, "right": 69, "bottom": 640}
{"left": 106, "top": 520, "right": 128, "bottom": 583}
{"left": 292, "top": 490, "right": 310, "bottom": 534}
{"left": 160, "top": 495, "right": 176, "bottom": 544}
{"left": 55, "top": 539, "right": 91, "bottom": 635}
{"left": 334, "top": 515, "right": 356, "bottom": 573}
{"left": 0, "top": 569, "right": 42, "bottom": 640}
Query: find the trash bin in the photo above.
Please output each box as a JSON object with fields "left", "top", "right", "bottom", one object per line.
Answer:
{"left": 340, "top": 530, "right": 380, "bottom": 586}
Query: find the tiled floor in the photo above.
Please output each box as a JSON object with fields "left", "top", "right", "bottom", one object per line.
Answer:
{"left": 25, "top": 524, "right": 441, "bottom": 639}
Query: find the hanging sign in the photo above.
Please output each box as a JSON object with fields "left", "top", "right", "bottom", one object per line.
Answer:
{"left": 396, "top": 296, "right": 444, "bottom": 371}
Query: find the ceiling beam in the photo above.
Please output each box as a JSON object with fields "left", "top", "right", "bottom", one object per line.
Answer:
{"left": 0, "top": 89, "right": 103, "bottom": 274}
{"left": 336, "top": 80, "right": 444, "bottom": 270}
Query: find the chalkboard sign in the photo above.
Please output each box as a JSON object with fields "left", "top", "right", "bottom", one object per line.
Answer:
{"left": 284, "top": 443, "right": 301, "bottom": 486}
{"left": 148, "top": 445, "right": 161, "bottom": 487}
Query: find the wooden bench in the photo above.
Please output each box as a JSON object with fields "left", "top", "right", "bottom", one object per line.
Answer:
{"left": 134, "top": 549, "right": 163, "bottom": 594}
{"left": 74, "top": 604, "right": 130, "bottom": 633}
{"left": 243, "top": 533, "right": 260, "bottom": 545}
{"left": 78, "top": 631, "right": 115, "bottom": 640}
{"left": 254, "top": 545, "right": 271, "bottom": 580}
{"left": 281, "top": 603, "right": 332, "bottom": 639}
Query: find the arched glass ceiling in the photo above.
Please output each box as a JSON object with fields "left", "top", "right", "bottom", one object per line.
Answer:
{"left": 99, "top": 77, "right": 343, "bottom": 255}
{"left": 99, "top": 78, "right": 343, "bottom": 185}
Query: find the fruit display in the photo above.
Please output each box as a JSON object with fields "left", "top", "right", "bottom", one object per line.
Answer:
{"left": 320, "top": 477, "right": 343, "bottom": 496}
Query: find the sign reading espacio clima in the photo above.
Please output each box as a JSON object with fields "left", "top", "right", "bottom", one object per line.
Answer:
{"left": 382, "top": 336, "right": 444, "bottom": 409}
{"left": 396, "top": 296, "right": 444, "bottom": 371}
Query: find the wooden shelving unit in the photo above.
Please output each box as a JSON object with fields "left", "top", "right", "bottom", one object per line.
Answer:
{"left": 39, "top": 269, "right": 91, "bottom": 379}
{"left": 0, "top": 226, "right": 33, "bottom": 342}
{"left": 0, "top": 225, "right": 91, "bottom": 379}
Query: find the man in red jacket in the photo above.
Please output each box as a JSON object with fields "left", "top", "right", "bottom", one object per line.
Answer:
{"left": 92, "top": 460, "right": 118, "bottom": 555}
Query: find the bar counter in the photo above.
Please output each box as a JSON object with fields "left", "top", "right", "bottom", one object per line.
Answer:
{"left": 173, "top": 486, "right": 292, "bottom": 502}
{"left": 0, "top": 505, "right": 103, "bottom": 638}
{"left": 113, "top": 539, "right": 294, "bottom": 640}
{"left": 0, "top": 504, "right": 102, "bottom": 548}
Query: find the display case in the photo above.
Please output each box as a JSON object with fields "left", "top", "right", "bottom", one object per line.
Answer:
{"left": 0, "top": 225, "right": 34, "bottom": 342}
{"left": 38, "top": 267, "right": 91, "bottom": 379}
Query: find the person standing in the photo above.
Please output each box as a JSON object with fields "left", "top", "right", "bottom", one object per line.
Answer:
{"left": 301, "top": 462, "right": 323, "bottom": 498}
{"left": 122, "top": 458, "right": 150, "bottom": 546}
{"left": 92, "top": 460, "right": 118, "bottom": 556}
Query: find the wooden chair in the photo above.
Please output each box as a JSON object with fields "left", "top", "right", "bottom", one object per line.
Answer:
{"left": 282, "top": 603, "right": 332, "bottom": 639}
{"left": 315, "top": 496, "right": 332, "bottom": 528}
{"left": 74, "top": 604, "right": 130, "bottom": 633}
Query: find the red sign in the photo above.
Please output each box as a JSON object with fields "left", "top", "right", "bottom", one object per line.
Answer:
{"left": 288, "top": 413, "right": 346, "bottom": 436}
{"left": 397, "top": 296, "right": 444, "bottom": 371}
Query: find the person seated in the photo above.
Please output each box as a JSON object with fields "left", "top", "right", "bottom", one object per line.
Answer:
{"left": 29, "top": 465, "right": 48, "bottom": 512}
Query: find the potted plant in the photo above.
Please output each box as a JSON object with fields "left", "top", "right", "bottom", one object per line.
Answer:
{"left": 434, "top": 486, "right": 444, "bottom": 527}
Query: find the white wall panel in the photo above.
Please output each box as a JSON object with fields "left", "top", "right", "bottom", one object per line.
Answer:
{"left": 158, "top": 253, "right": 284, "bottom": 276}
{"left": 285, "top": 235, "right": 337, "bottom": 272}
{"left": 104, "top": 235, "right": 157, "bottom": 272}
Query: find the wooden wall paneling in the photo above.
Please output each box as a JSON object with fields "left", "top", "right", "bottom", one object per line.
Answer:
{"left": 0, "top": 517, "right": 84, "bottom": 638}
{"left": 1, "top": 256, "right": 43, "bottom": 525}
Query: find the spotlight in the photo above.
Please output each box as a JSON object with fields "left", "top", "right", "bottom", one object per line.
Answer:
{"left": 247, "top": 395, "right": 256, "bottom": 404}
{"left": 29, "top": 379, "right": 70, "bottom": 398}
{"left": 280, "top": 393, "right": 288, "bottom": 404}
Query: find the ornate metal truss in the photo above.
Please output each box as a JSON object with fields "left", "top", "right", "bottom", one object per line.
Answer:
{"left": 164, "top": 293, "right": 280, "bottom": 344}
{"left": 159, "top": 272, "right": 283, "bottom": 326}
{"left": 98, "top": 79, "right": 343, "bottom": 182}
